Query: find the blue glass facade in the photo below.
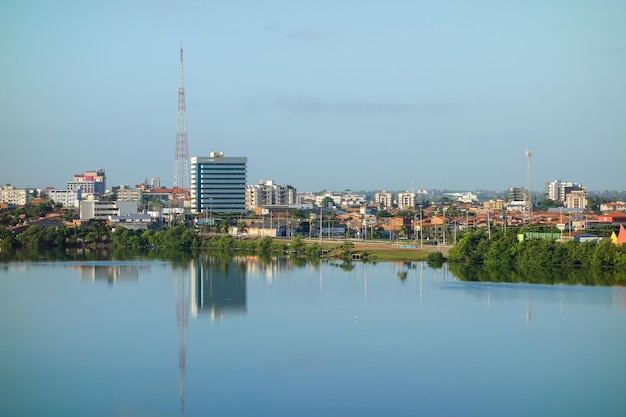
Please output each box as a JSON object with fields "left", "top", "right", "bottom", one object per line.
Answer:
{"left": 190, "top": 154, "right": 247, "bottom": 214}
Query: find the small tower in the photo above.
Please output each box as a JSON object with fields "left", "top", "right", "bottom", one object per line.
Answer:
{"left": 525, "top": 149, "right": 533, "bottom": 213}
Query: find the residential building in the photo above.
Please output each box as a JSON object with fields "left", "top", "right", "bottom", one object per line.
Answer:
{"left": 115, "top": 185, "right": 143, "bottom": 202}
{"left": 483, "top": 199, "right": 504, "bottom": 211}
{"left": 397, "top": 191, "right": 416, "bottom": 210}
{"left": 600, "top": 202, "right": 626, "bottom": 212}
{"left": 246, "top": 180, "right": 296, "bottom": 210}
{"left": 0, "top": 185, "right": 30, "bottom": 206}
{"left": 565, "top": 190, "right": 587, "bottom": 209}
{"left": 49, "top": 189, "right": 82, "bottom": 208}
{"left": 314, "top": 193, "right": 342, "bottom": 208}
{"left": 190, "top": 152, "right": 247, "bottom": 214}
{"left": 375, "top": 190, "right": 393, "bottom": 208}
{"left": 545, "top": 180, "right": 585, "bottom": 202}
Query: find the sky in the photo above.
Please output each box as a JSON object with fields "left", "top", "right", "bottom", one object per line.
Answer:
{"left": 1, "top": 0, "right": 625, "bottom": 193}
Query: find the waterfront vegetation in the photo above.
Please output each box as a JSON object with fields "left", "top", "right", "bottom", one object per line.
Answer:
{"left": 4, "top": 209, "right": 626, "bottom": 285}
{"left": 4, "top": 222, "right": 626, "bottom": 268}
{"left": 448, "top": 229, "right": 626, "bottom": 268}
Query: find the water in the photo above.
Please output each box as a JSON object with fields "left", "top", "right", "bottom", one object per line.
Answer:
{"left": 1, "top": 255, "right": 625, "bottom": 417}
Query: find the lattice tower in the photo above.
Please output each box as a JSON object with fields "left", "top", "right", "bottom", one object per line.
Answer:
{"left": 174, "top": 43, "right": 190, "bottom": 191}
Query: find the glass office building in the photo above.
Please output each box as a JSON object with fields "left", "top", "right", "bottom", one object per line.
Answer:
{"left": 190, "top": 152, "right": 247, "bottom": 214}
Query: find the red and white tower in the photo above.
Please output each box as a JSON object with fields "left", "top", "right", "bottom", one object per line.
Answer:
{"left": 174, "top": 43, "right": 190, "bottom": 192}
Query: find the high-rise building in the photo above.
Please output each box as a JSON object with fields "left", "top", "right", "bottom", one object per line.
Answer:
{"left": 190, "top": 152, "right": 247, "bottom": 214}
{"left": 544, "top": 180, "right": 585, "bottom": 202}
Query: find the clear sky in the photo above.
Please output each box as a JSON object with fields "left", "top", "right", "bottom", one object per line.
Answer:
{"left": 1, "top": 0, "right": 624, "bottom": 193}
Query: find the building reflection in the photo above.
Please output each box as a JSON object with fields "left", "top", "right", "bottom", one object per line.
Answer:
{"left": 191, "top": 256, "right": 247, "bottom": 320}
{"left": 73, "top": 264, "right": 146, "bottom": 283}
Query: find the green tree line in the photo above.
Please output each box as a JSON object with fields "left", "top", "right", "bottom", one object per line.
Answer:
{"left": 448, "top": 229, "right": 626, "bottom": 268}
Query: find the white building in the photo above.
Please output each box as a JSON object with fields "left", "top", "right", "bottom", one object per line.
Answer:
{"left": 375, "top": 190, "right": 393, "bottom": 208}
{"left": 397, "top": 191, "right": 416, "bottom": 210}
{"left": 49, "top": 189, "right": 82, "bottom": 208}
{"left": 80, "top": 200, "right": 138, "bottom": 220}
{"left": 0, "top": 185, "right": 30, "bottom": 206}
{"left": 246, "top": 180, "right": 297, "bottom": 210}
{"left": 545, "top": 180, "right": 585, "bottom": 202}
{"left": 314, "top": 193, "right": 342, "bottom": 208}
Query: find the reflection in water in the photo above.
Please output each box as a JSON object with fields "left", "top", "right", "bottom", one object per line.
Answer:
{"left": 170, "top": 262, "right": 191, "bottom": 417}
{"left": 191, "top": 256, "right": 247, "bottom": 320}
{"left": 73, "top": 263, "right": 145, "bottom": 283}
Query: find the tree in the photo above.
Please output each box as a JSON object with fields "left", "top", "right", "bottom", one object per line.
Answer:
{"left": 257, "top": 236, "right": 273, "bottom": 252}
{"left": 16, "top": 226, "right": 44, "bottom": 247}
{"left": 536, "top": 198, "right": 562, "bottom": 211}
{"left": 319, "top": 197, "right": 334, "bottom": 209}
{"left": 289, "top": 235, "right": 305, "bottom": 253}
{"left": 0, "top": 227, "right": 15, "bottom": 248}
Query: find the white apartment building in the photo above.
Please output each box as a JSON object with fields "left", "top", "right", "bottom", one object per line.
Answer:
{"left": 600, "top": 202, "right": 626, "bottom": 212}
{"left": 545, "top": 180, "right": 585, "bottom": 202}
{"left": 0, "top": 185, "right": 30, "bottom": 206}
{"left": 397, "top": 192, "right": 416, "bottom": 210}
{"left": 314, "top": 193, "right": 342, "bottom": 208}
{"left": 375, "top": 190, "right": 393, "bottom": 208}
{"left": 246, "top": 180, "right": 296, "bottom": 210}
{"left": 49, "top": 189, "right": 82, "bottom": 208}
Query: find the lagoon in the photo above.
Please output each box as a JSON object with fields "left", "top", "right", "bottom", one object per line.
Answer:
{"left": 1, "top": 254, "right": 625, "bottom": 416}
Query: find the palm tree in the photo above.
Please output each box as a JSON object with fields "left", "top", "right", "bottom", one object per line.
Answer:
{"left": 237, "top": 221, "right": 248, "bottom": 236}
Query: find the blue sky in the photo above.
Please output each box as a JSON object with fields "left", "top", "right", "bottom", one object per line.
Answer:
{"left": 1, "top": 0, "right": 624, "bottom": 193}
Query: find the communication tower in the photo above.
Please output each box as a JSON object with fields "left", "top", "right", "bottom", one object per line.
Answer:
{"left": 526, "top": 149, "right": 533, "bottom": 213}
{"left": 174, "top": 43, "right": 190, "bottom": 192}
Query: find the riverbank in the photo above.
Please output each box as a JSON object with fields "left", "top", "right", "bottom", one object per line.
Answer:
{"left": 300, "top": 238, "right": 450, "bottom": 262}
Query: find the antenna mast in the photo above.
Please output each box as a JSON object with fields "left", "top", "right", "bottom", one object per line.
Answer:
{"left": 526, "top": 149, "right": 533, "bottom": 215}
{"left": 174, "top": 42, "right": 190, "bottom": 192}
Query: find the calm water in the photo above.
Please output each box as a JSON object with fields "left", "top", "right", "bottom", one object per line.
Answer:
{"left": 1, "top": 255, "right": 625, "bottom": 417}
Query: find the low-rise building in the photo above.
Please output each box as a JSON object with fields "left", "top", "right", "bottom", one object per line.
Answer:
{"left": 49, "top": 189, "right": 82, "bottom": 208}
{"left": 80, "top": 200, "right": 138, "bottom": 220}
